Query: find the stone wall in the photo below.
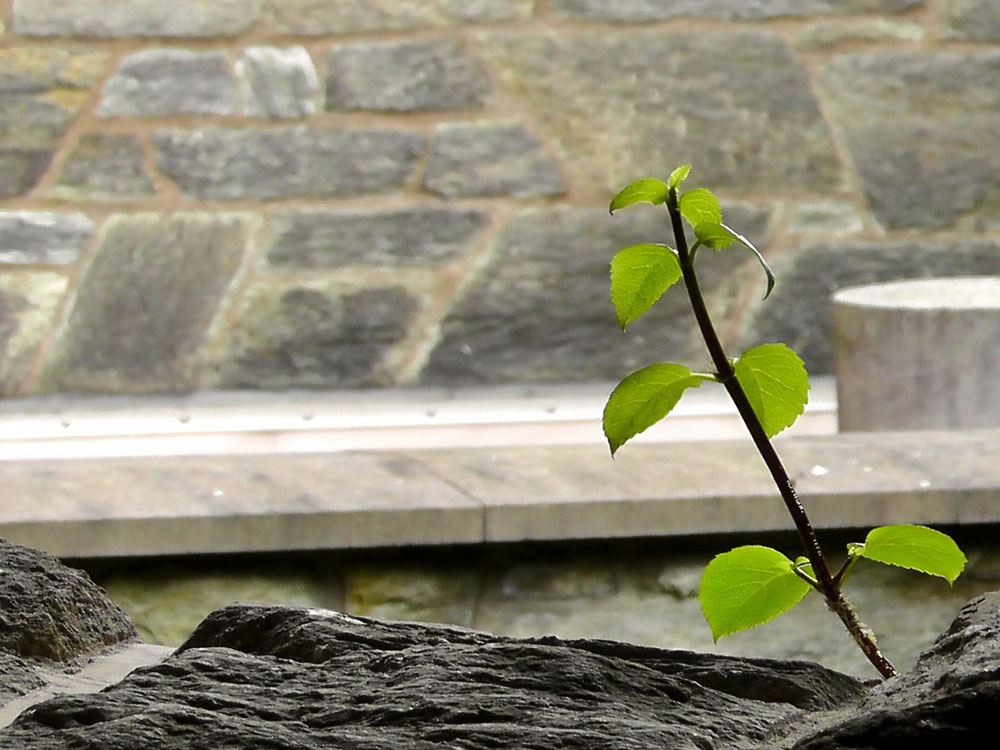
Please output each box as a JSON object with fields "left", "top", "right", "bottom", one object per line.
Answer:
{"left": 94, "top": 532, "right": 1000, "bottom": 678}
{"left": 2, "top": 1, "right": 1000, "bottom": 395}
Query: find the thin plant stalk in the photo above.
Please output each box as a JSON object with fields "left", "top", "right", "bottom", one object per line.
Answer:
{"left": 665, "top": 186, "right": 897, "bottom": 679}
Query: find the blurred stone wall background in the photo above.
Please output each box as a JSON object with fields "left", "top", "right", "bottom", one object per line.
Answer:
{"left": 2, "top": 0, "right": 1000, "bottom": 396}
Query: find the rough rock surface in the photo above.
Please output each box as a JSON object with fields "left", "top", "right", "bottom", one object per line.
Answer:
{"left": 0, "top": 538, "right": 135, "bottom": 708}
{"left": 1, "top": 538, "right": 997, "bottom": 747}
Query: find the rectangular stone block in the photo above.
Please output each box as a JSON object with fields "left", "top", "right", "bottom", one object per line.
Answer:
{"left": 154, "top": 127, "right": 425, "bottom": 199}
{"left": 13, "top": 0, "right": 263, "bottom": 37}
{"left": 0, "top": 212, "right": 93, "bottom": 265}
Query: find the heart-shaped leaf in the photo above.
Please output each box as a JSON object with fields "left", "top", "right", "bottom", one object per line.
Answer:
{"left": 734, "top": 344, "right": 809, "bottom": 438}
{"left": 700, "top": 545, "right": 812, "bottom": 641}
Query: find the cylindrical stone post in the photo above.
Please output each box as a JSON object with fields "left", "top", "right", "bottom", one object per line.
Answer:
{"left": 834, "top": 277, "right": 1000, "bottom": 431}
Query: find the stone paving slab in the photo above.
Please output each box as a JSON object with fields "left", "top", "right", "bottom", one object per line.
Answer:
{"left": 0, "top": 429, "right": 998, "bottom": 558}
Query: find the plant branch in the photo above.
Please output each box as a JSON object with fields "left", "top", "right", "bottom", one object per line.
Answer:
{"left": 665, "top": 188, "right": 897, "bottom": 679}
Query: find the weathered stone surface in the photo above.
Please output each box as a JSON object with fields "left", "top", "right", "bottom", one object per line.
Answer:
{"left": 746, "top": 240, "right": 1000, "bottom": 375}
{"left": 782, "top": 592, "right": 1000, "bottom": 746}
{"left": 0, "top": 602, "right": 868, "bottom": 748}
{"left": 0, "top": 538, "right": 135, "bottom": 661}
{"left": 41, "top": 213, "right": 252, "bottom": 394}
{"left": 237, "top": 46, "right": 319, "bottom": 119}
{"left": 50, "top": 134, "right": 155, "bottom": 201}
{"left": 821, "top": 51, "right": 1000, "bottom": 229}
{"left": 154, "top": 127, "right": 425, "bottom": 199}
{"left": 0, "top": 49, "right": 109, "bottom": 197}
{"left": 423, "top": 123, "right": 566, "bottom": 198}
{"left": 345, "top": 565, "right": 479, "bottom": 627}
{"left": 101, "top": 565, "right": 342, "bottom": 646}
{"left": 327, "top": 39, "right": 490, "bottom": 111}
{"left": 0, "top": 212, "right": 93, "bottom": 265}
{"left": 98, "top": 49, "right": 238, "bottom": 117}
{"left": 0, "top": 651, "right": 43, "bottom": 705}
{"left": 482, "top": 31, "right": 841, "bottom": 195}
{"left": 422, "top": 203, "right": 770, "bottom": 384}
{"left": 552, "top": 0, "right": 923, "bottom": 20}
{"left": 0, "top": 273, "right": 68, "bottom": 395}
{"left": 266, "top": 207, "right": 489, "bottom": 268}
{"left": 943, "top": 0, "right": 1000, "bottom": 41}
{"left": 796, "top": 18, "right": 926, "bottom": 49}
{"left": 13, "top": 0, "right": 263, "bottom": 37}
{"left": 265, "top": 0, "right": 531, "bottom": 34}
{"left": 217, "top": 282, "right": 420, "bottom": 389}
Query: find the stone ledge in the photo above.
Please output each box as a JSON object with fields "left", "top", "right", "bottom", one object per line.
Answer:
{"left": 1, "top": 427, "right": 997, "bottom": 559}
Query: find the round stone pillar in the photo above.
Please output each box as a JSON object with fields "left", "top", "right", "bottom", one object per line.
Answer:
{"left": 834, "top": 277, "right": 1000, "bottom": 431}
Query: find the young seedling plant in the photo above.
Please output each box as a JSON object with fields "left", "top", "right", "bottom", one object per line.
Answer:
{"left": 604, "top": 165, "right": 966, "bottom": 679}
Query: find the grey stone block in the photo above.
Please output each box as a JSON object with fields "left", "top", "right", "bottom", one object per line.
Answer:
{"left": 154, "top": 127, "right": 425, "bottom": 199}
{"left": 267, "top": 207, "right": 489, "bottom": 268}
{"left": 99, "top": 50, "right": 238, "bottom": 117}
{"left": 422, "top": 203, "right": 771, "bottom": 385}
{"left": 943, "top": 0, "right": 1000, "bottom": 41}
{"left": 746, "top": 240, "right": 1000, "bottom": 375}
{"left": 42, "top": 213, "right": 253, "bottom": 394}
{"left": 217, "top": 282, "right": 419, "bottom": 389}
{"left": 821, "top": 51, "right": 1000, "bottom": 229}
{"left": 0, "top": 49, "right": 108, "bottom": 196}
{"left": 423, "top": 123, "right": 566, "bottom": 198}
{"left": 0, "top": 212, "right": 93, "bottom": 265}
{"left": 237, "top": 46, "right": 319, "bottom": 119}
{"left": 13, "top": 0, "right": 263, "bottom": 37}
{"left": 265, "top": 0, "right": 531, "bottom": 34}
{"left": 481, "top": 30, "right": 841, "bottom": 194}
{"left": 50, "top": 134, "right": 155, "bottom": 201}
{"left": 326, "top": 39, "right": 490, "bottom": 112}
{"left": 796, "top": 18, "right": 926, "bottom": 49}
{"left": 552, "top": 0, "right": 923, "bottom": 21}
{"left": 345, "top": 565, "right": 479, "bottom": 627}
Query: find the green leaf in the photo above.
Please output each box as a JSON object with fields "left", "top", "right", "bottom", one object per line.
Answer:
{"left": 734, "top": 343, "right": 809, "bottom": 438}
{"left": 721, "top": 222, "right": 775, "bottom": 299}
{"left": 694, "top": 222, "right": 737, "bottom": 250}
{"left": 603, "top": 363, "right": 705, "bottom": 455}
{"left": 610, "top": 244, "right": 682, "bottom": 329}
{"left": 699, "top": 546, "right": 812, "bottom": 641}
{"left": 679, "top": 188, "right": 722, "bottom": 228}
{"left": 609, "top": 178, "right": 669, "bottom": 214}
{"left": 856, "top": 525, "right": 966, "bottom": 584}
{"left": 667, "top": 164, "right": 691, "bottom": 189}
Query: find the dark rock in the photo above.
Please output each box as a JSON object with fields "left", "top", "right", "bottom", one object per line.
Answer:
{"left": 820, "top": 51, "right": 1000, "bottom": 229}
{"left": 781, "top": 592, "right": 1000, "bottom": 747}
{"left": 41, "top": 213, "right": 252, "bottom": 394}
{"left": 423, "top": 123, "right": 567, "bottom": 198}
{"left": 216, "top": 283, "right": 420, "bottom": 388}
{"left": 0, "top": 651, "right": 44, "bottom": 705}
{"left": 481, "top": 30, "right": 840, "bottom": 194}
{"left": 0, "top": 603, "right": 867, "bottom": 748}
{"left": 422, "top": 203, "right": 771, "bottom": 385}
{"left": 746, "top": 239, "right": 1000, "bottom": 374}
{"left": 1, "top": 542, "right": 997, "bottom": 748}
{"left": 0, "top": 538, "right": 135, "bottom": 661}
{"left": 154, "top": 126, "right": 425, "bottom": 199}
{"left": 266, "top": 207, "right": 489, "bottom": 268}
{"left": 326, "top": 39, "right": 490, "bottom": 112}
